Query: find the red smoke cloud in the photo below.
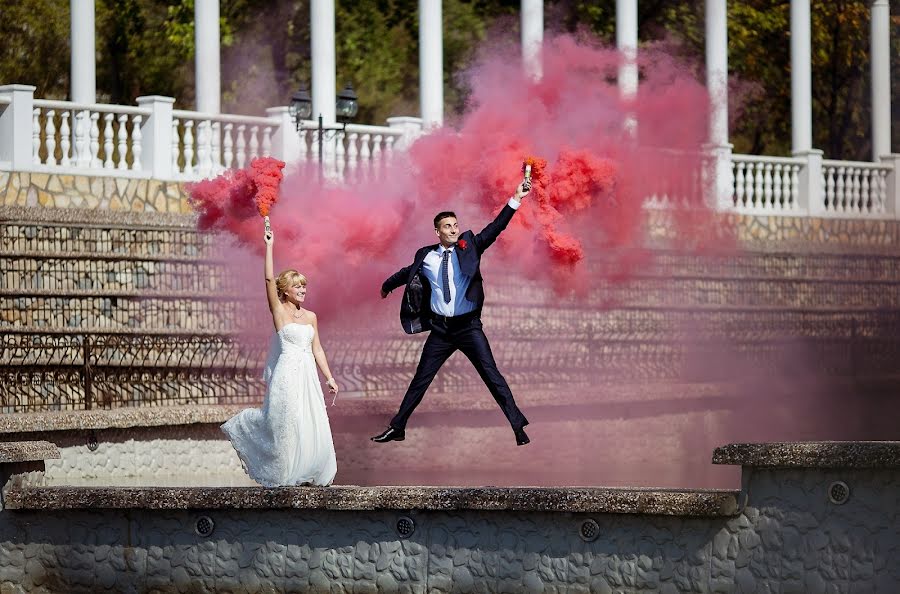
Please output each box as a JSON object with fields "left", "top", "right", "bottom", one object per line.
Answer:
{"left": 191, "top": 35, "right": 720, "bottom": 319}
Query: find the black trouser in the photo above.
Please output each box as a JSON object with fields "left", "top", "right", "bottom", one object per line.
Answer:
{"left": 390, "top": 312, "right": 528, "bottom": 431}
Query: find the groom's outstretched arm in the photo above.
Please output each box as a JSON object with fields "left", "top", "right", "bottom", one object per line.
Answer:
{"left": 473, "top": 181, "right": 530, "bottom": 253}
{"left": 381, "top": 264, "right": 413, "bottom": 298}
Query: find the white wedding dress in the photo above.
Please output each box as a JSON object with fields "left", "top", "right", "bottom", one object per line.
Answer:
{"left": 221, "top": 323, "right": 337, "bottom": 487}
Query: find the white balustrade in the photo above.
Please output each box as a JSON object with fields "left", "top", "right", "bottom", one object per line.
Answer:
{"left": 731, "top": 155, "right": 804, "bottom": 213}
{"left": 643, "top": 148, "right": 709, "bottom": 208}
{"left": 29, "top": 99, "right": 148, "bottom": 175}
{"left": 6, "top": 87, "right": 898, "bottom": 223}
{"left": 821, "top": 160, "right": 892, "bottom": 216}
{"left": 170, "top": 111, "right": 277, "bottom": 180}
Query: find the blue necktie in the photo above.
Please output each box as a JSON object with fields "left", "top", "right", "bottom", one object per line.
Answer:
{"left": 440, "top": 249, "right": 451, "bottom": 303}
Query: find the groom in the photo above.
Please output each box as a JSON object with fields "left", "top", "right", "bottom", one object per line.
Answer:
{"left": 371, "top": 180, "right": 532, "bottom": 446}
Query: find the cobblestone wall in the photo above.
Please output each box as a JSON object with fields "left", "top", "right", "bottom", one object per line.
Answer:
{"left": 4, "top": 170, "right": 900, "bottom": 249}
{"left": 0, "top": 171, "right": 190, "bottom": 213}
{"left": 0, "top": 466, "right": 897, "bottom": 593}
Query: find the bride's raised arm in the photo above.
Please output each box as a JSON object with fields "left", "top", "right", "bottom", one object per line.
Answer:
{"left": 263, "top": 219, "right": 280, "bottom": 317}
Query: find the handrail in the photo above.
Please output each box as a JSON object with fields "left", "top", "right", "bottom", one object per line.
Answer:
{"left": 822, "top": 159, "right": 892, "bottom": 171}
{"left": 171, "top": 110, "right": 276, "bottom": 127}
{"left": 33, "top": 99, "right": 150, "bottom": 116}
{"left": 732, "top": 153, "right": 805, "bottom": 165}
{"left": 344, "top": 123, "right": 403, "bottom": 136}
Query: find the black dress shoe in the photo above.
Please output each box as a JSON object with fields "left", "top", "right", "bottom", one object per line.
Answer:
{"left": 371, "top": 427, "right": 405, "bottom": 443}
{"left": 514, "top": 427, "right": 530, "bottom": 446}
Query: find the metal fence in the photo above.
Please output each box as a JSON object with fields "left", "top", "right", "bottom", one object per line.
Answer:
{"left": 4, "top": 309, "right": 900, "bottom": 413}
{"left": 0, "top": 332, "right": 267, "bottom": 412}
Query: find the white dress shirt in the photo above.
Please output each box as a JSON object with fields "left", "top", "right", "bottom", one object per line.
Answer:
{"left": 421, "top": 197, "right": 521, "bottom": 317}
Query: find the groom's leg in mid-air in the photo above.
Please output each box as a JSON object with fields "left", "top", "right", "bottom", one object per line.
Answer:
{"left": 456, "top": 324, "right": 528, "bottom": 431}
{"left": 389, "top": 330, "right": 457, "bottom": 430}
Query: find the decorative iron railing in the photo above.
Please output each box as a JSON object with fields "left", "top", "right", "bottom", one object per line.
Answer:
{"left": 0, "top": 332, "right": 267, "bottom": 412}
{"left": 4, "top": 307, "right": 900, "bottom": 412}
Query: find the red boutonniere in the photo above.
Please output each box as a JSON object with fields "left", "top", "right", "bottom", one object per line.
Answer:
{"left": 457, "top": 239, "right": 468, "bottom": 250}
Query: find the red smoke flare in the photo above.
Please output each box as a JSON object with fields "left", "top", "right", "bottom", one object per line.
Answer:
{"left": 188, "top": 156, "right": 285, "bottom": 233}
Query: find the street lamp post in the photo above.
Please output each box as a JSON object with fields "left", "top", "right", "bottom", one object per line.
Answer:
{"left": 289, "top": 82, "right": 359, "bottom": 180}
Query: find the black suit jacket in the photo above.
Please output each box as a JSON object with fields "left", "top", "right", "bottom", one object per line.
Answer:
{"left": 382, "top": 203, "right": 518, "bottom": 334}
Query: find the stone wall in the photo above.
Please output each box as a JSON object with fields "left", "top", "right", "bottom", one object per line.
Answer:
{"left": 0, "top": 442, "right": 898, "bottom": 593}
{"left": 4, "top": 169, "right": 900, "bottom": 250}
{"left": 0, "top": 171, "right": 191, "bottom": 213}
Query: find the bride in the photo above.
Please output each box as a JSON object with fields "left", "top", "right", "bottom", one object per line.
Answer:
{"left": 221, "top": 219, "right": 338, "bottom": 487}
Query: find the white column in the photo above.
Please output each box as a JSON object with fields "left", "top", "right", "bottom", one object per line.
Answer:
{"left": 311, "top": 0, "right": 336, "bottom": 124}
{"left": 871, "top": 0, "right": 891, "bottom": 160}
{"left": 705, "top": 0, "right": 729, "bottom": 147}
{"left": 616, "top": 0, "right": 638, "bottom": 99}
{"left": 521, "top": 0, "right": 543, "bottom": 79}
{"left": 790, "top": 0, "right": 812, "bottom": 153}
{"left": 705, "top": 0, "right": 733, "bottom": 210}
{"left": 194, "top": 0, "right": 221, "bottom": 114}
{"left": 419, "top": 0, "right": 444, "bottom": 128}
{"left": 70, "top": 0, "right": 96, "bottom": 104}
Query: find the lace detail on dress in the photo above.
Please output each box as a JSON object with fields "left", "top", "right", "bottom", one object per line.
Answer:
{"left": 221, "top": 323, "right": 337, "bottom": 487}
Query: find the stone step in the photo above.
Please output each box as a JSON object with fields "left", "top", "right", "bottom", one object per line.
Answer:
{"left": 0, "top": 253, "right": 244, "bottom": 293}
{"left": 3, "top": 286, "right": 900, "bottom": 334}
{"left": 6, "top": 233, "right": 900, "bottom": 279}
{"left": 0, "top": 221, "right": 216, "bottom": 259}
{"left": 0, "top": 294, "right": 251, "bottom": 330}
{"left": 5, "top": 251, "right": 900, "bottom": 298}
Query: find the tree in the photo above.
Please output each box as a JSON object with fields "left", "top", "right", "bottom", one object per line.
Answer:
{"left": 0, "top": 0, "right": 70, "bottom": 98}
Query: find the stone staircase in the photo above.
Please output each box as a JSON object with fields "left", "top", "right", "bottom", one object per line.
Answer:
{"left": 3, "top": 206, "right": 900, "bottom": 415}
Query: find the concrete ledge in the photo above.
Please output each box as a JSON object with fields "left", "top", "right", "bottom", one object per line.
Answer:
{"left": 713, "top": 441, "right": 900, "bottom": 468}
{"left": 0, "top": 406, "right": 246, "bottom": 433}
{"left": 0, "top": 441, "right": 59, "bottom": 463}
{"left": 3, "top": 485, "right": 740, "bottom": 516}
{"left": 0, "top": 384, "right": 741, "bottom": 435}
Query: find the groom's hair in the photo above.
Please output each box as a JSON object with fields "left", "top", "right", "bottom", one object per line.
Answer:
{"left": 434, "top": 211, "right": 457, "bottom": 228}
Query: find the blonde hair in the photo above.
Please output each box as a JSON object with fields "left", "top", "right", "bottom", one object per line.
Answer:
{"left": 275, "top": 269, "right": 308, "bottom": 301}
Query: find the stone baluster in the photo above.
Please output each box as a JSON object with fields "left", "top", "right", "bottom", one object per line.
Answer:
{"left": 116, "top": 114, "right": 129, "bottom": 170}
{"left": 131, "top": 115, "right": 143, "bottom": 171}
{"left": 196, "top": 120, "right": 211, "bottom": 178}
{"left": 211, "top": 122, "right": 222, "bottom": 174}
{"left": 72, "top": 110, "right": 88, "bottom": 167}
{"left": 45, "top": 110, "right": 57, "bottom": 166}
{"left": 262, "top": 125, "right": 272, "bottom": 157}
{"left": 171, "top": 120, "right": 181, "bottom": 174}
{"left": 31, "top": 108, "right": 41, "bottom": 164}
{"left": 347, "top": 132, "right": 359, "bottom": 179}
{"left": 249, "top": 125, "right": 259, "bottom": 160}
{"left": 183, "top": 120, "right": 195, "bottom": 175}
{"left": 103, "top": 114, "right": 114, "bottom": 168}
{"left": 861, "top": 170, "right": 871, "bottom": 213}
{"left": 89, "top": 112, "right": 100, "bottom": 167}
{"left": 59, "top": 111, "right": 71, "bottom": 166}
{"left": 734, "top": 162, "right": 745, "bottom": 207}
{"left": 223, "top": 123, "right": 234, "bottom": 169}
{"left": 235, "top": 125, "right": 246, "bottom": 168}
{"left": 359, "top": 133, "right": 371, "bottom": 181}
{"left": 835, "top": 167, "right": 845, "bottom": 212}
{"left": 335, "top": 130, "right": 346, "bottom": 177}
{"left": 763, "top": 164, "right": 773, "bottom": 208}
{"left": 772, "top": 164, "right": 783, "bottom": 208}
{"left": 372, "top": 134, "right": 383, "bottom": 179}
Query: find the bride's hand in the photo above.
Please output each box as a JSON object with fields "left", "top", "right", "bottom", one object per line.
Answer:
{"left": 326, "top": 377, "right": 339, "bottom": 395}
{"left": 264, "top": 217, "right": 273, "bottom": 245}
